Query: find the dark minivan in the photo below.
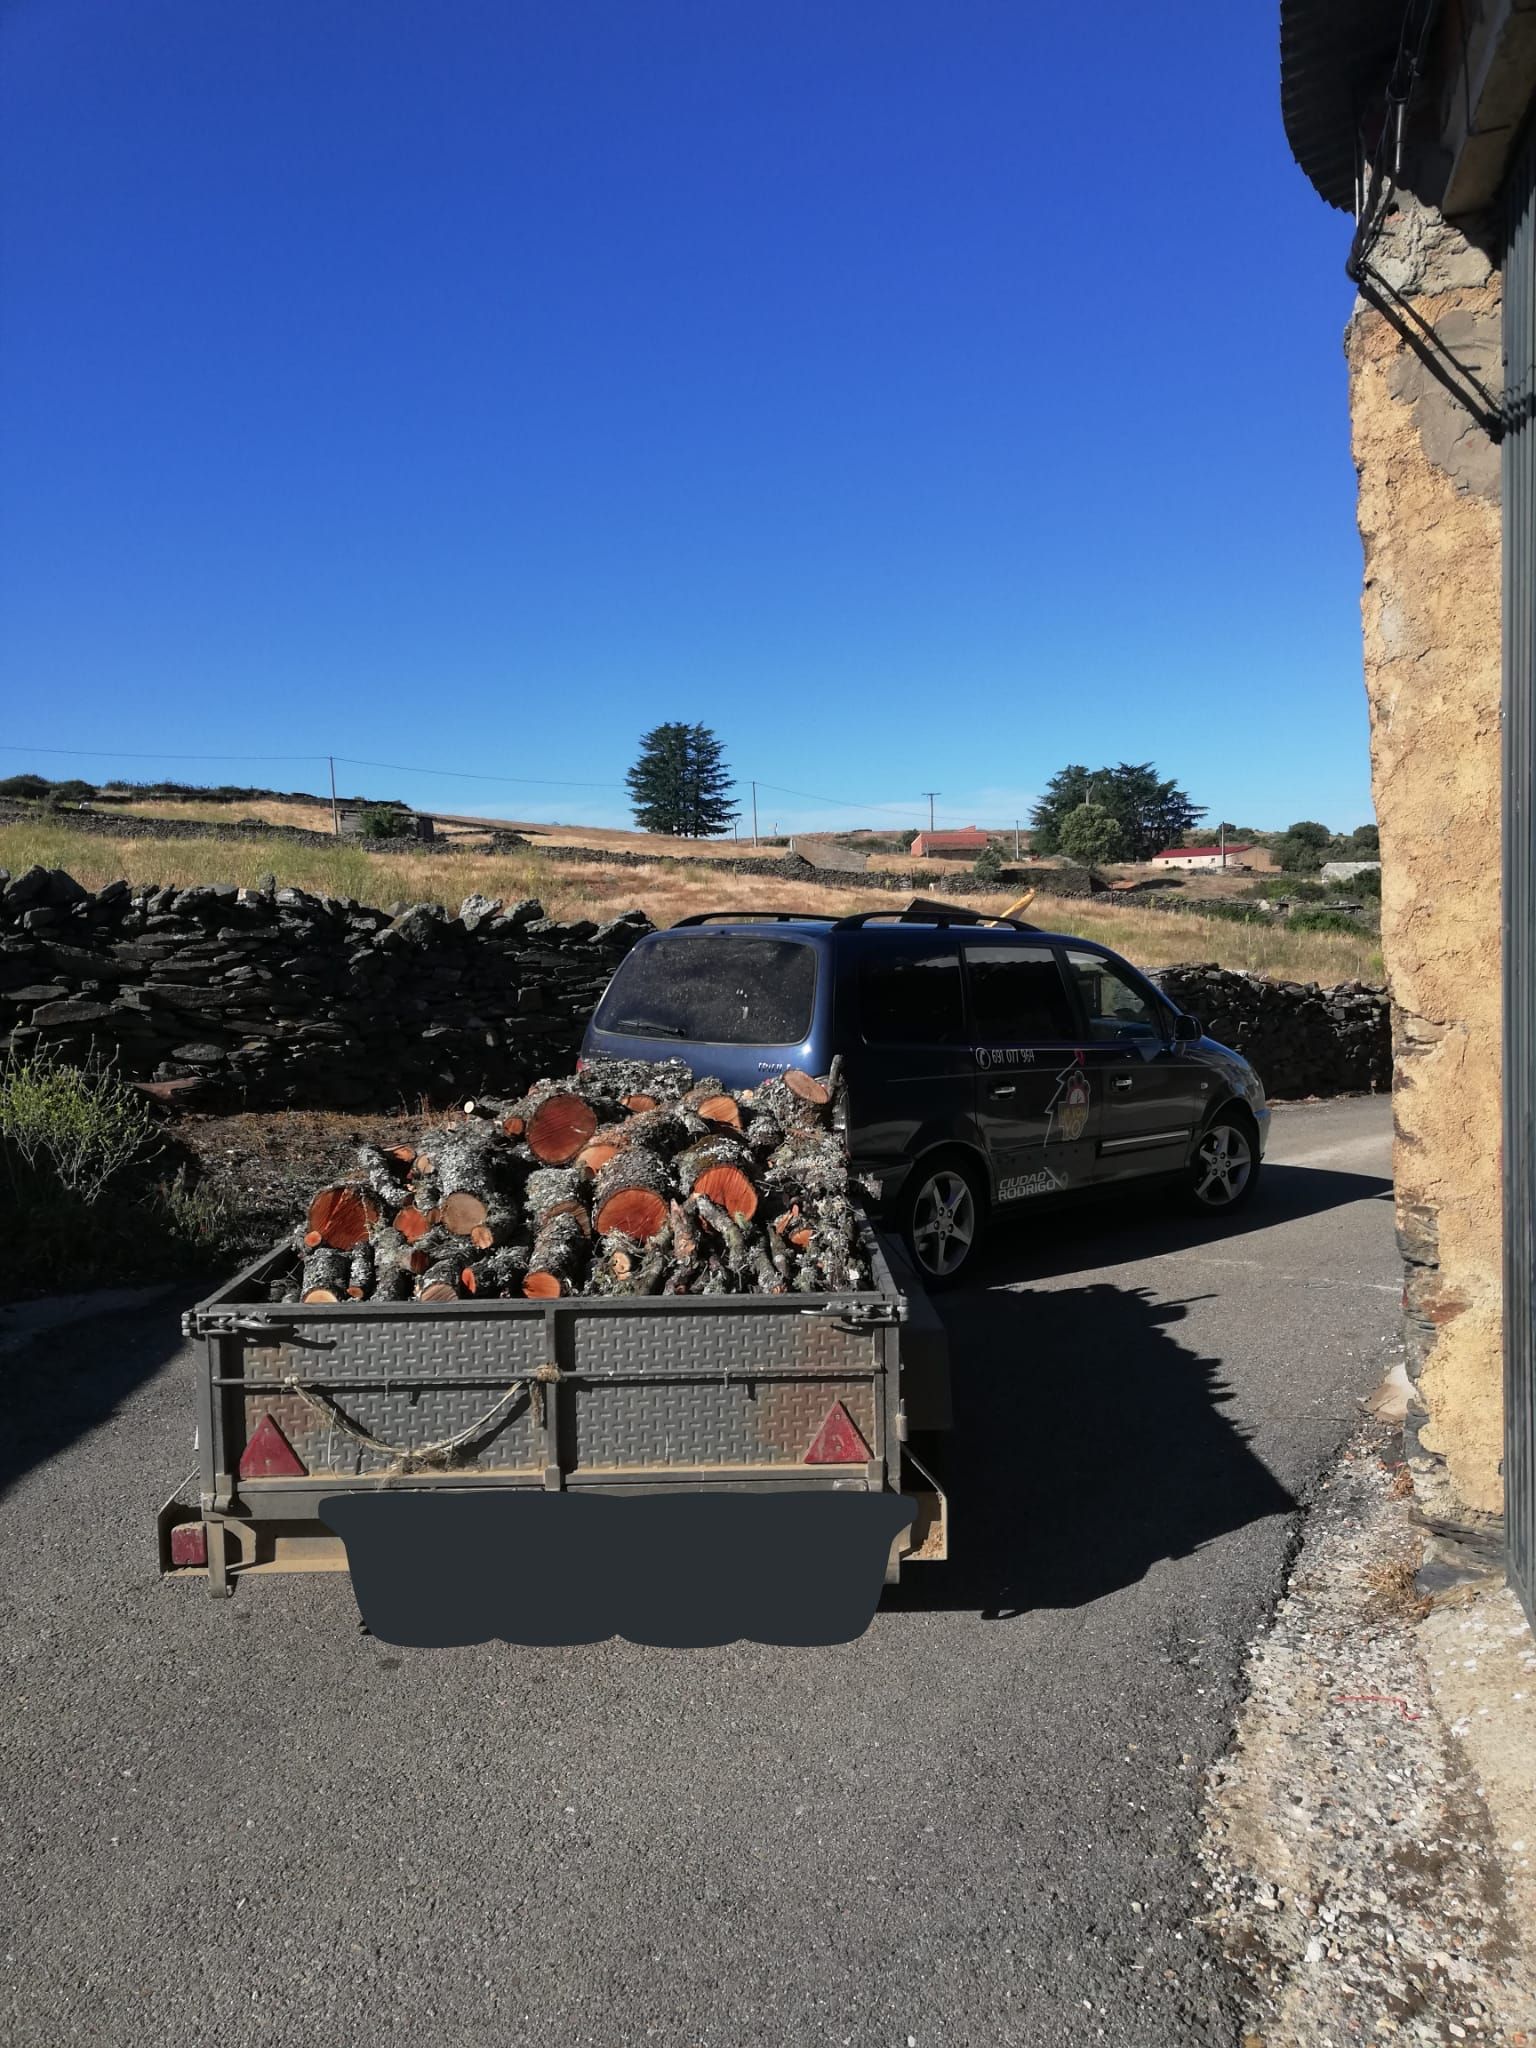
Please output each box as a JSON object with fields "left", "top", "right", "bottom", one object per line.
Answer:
{"left": 581, "top": 907, "right": 1270, "bottom": 1286}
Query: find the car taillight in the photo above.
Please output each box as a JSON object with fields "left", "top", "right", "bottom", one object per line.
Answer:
{"left": 804, "top": 1401, "right": 871, "bottom": 1464}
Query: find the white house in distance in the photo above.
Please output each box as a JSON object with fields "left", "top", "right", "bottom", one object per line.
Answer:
{"left": 1149, "top": 843, "right": 1253, "bottom": 871}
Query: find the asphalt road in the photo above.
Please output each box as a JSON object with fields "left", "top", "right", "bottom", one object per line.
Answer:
{"left": 1, "top": 1097, "right": 1396, "bottom": 2047}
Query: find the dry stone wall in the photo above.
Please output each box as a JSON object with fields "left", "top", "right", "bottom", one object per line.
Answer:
{"left": 0, "top": 866, "right": 1390, "bottom": 1113}
{"left": 1152, "top": 965, "right": 1390, "bottom": 1099}
{"left": 0, "top": 865, "right": 650, "bottom": 1109}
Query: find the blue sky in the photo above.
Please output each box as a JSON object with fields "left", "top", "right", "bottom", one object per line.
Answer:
{"left": 0, "top": 1, "right": 1367, "bottom": 836}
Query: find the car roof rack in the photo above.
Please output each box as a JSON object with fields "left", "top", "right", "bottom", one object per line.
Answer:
{"left": 830, "top": 897, "right": 1041, "bottom": 934}
{"left": 669, "top": 911, "right": 838, "bottom": 926}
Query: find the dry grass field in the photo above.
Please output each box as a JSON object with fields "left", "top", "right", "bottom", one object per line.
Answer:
{"left": 1, "top": 814, "right": 1384, "bottom": 984}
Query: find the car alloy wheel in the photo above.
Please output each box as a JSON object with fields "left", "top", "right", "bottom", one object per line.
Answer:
{"left": 909, "top": 1167, "right": 977, "bottom": 1280}
{"left": 1192, "top": 1119, "right": 1254, "bottom": 1209}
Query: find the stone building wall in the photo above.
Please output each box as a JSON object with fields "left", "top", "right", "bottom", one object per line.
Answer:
{"left": 1346, "top": 197, "right": 1506, "bottom": 1524}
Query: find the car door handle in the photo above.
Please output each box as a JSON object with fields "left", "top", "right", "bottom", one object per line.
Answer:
{"left": 1111, "top": 1075, "right": 1133, "bottom": 1092}
{"left": 989, "top": 1083, "right": 1016, "bottom": 1098}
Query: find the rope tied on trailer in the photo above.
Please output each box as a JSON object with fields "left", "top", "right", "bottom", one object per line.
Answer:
{"left": 280, "top": 1373, "right": 536, "bottom": 1474}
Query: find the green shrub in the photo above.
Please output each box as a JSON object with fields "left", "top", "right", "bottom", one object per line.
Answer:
{"left": 972, "top": 844, "right": 1005, "bottom": 883}
{"left": 357, "top": 805, "right": 405, "bottom": 840}
{"left": 1287, "top": 908, "right": 1364, "bottom": 935}
{"left": 0, "top": 1050, "right": 238, "bottom": 1295}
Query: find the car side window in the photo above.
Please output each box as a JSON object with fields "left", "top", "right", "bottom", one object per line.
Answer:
{"left": 859, "top": 947, "right": 965, "bottom": 1045}
{"left": 963, "top": 944, "right": 1076, "bottom": 1041}
{"left": 1064, "top": 950, "right": 1166, "bottom": 1044}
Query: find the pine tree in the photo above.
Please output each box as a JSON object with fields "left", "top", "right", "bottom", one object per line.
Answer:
{"left": 626, "top": 723, "right": 737, "bottom": 837}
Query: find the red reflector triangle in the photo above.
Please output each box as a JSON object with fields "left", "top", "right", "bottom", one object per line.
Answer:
{"left": 804, "top": 1400, "right": 871, "bottom": 1465}
{"left": 239, "top": 1413, "right": 307, "bottom": 1479}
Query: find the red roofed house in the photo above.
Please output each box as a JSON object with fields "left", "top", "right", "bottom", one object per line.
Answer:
{"left": 910, "top": 827, "right": 993, "bottom": 860}
{"left": 1149, "top": 845, "right": 1252, "bottom": 871}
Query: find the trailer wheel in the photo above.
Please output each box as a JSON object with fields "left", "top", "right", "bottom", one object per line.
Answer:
{"left": 899, "top": 1153, "right": 985, "bottom": 1290}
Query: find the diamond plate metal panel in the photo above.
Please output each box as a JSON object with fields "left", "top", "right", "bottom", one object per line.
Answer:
{"left": 237, "top": 1319, "right": 546, "bottom": 1478}
{"left": 570, "top": 1375, "right": 878, "bottom": 1469}
{"left": 570, "top": 1307, "right": 871, "bottom": 1378}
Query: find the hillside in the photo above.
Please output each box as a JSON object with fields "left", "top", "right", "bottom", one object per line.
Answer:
{"left": 0, "top": 807, "right": 1384, "bottom": 985}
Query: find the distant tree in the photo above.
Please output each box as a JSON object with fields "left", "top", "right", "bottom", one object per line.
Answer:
{"left": 626, "top": 723, "right": 737, "bottom": 838}
{"left": 52, "top": 779, "right": 96, "bottom": 802}
{"left": 1348, "top": 823, "right": 1380, "bottom": 853}
{"left": 899, "top": 827, "right": 921, "bottom": 850}
{"left": 0, "top": 774, "right": 51, "bottom": 801}
{"left": 1058, "top": 802, "right": 1126, "bottom": 866}
{"left": 1272, "top": 819, "right": 1334, "bottom": 872}
{"left": 1030, "top": 761, "right": 1201, "bottom": 861}
{"left": 972, "top": 842, "right": 1005, "bottom": 884}
{"left": 357, "top": 805, "right": 404, "bottom": 839}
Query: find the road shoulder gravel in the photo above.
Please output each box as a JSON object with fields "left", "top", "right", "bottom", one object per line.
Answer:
{"left": 1200, "top": 1416, "right": 1536, "bottom": 2044}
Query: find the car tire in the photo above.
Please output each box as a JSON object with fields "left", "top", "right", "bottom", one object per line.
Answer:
{"left": 1185, "top": 1110, "right": 1260, "bottom": 1215}
{"left": 899, "top": 1153, "right": 986, "bottom": 1290}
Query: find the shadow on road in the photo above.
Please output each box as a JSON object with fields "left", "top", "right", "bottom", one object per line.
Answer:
{"left": 965, "top": 1160, "right": 1393, "bottom": 1289}
{"left": 0, "top": 1298, "right": 190, "bottom": 1501}
{"left": 891, "top": 1280, "right": 1297, "bottom": 1616}
{"left": 887, "top": 1162, "right": 1394, "bottom": 1617}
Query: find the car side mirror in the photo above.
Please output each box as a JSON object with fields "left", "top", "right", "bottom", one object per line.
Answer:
{"left": 1172, "top": 1013, "right": 1202, "bottom": 1043}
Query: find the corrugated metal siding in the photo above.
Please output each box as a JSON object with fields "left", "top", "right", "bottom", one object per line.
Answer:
{"left": 1504, "top": 118, "right": 1536, "bottom": 1627}
{"left": 1279, "top": 0, "right": 1404, "bottom": 210}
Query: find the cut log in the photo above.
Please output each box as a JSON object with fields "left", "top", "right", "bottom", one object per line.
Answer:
{"left": 305, "top": 1185, "right": 379, "bottom": 1252}
{"left": 753, "top": 1074, "right": 832, "bottom": 1136}
{"left": 578, "top": 1054, "right": 694, "bottom": 1103}
{"left": 576, "top": 1123, "right": 628, "bottom": 1174}
{"left": 594, "top": 1230, "right": 671, "bottom": 1295}
{"left": 783, "top": 1067, "right": 832, "bottom": 1107}
{"left": 356, "top": 1145, "right": 413, "bottom": 1212}
{"left": 772, "top": 1205, "right": 815, "bottom": 1251}
{"left": 763, "top": 1129, "right": 847, "bottom": 1201}
{"left": 300, "top": 1247, "right": 350, "bottom": 1303}
{"left": 525, "top": 1165, "right": 592, "bottom": 1231}
{"left": 462, "top": 1244, "right": 528, "bottom": 1296}
{"left": 394, "top": 1205, "right": 433, "bottom": 1244}
{"left": 525, "top": 1090, "right": 600, "bottom": 1165}
{"left": 406, "top": 1226, "right": 450, "bottom": 1276}
{"left": 347, "top": 1241, "right": 376, "bottom": 1300}
{"left": 523, "top": 1211, "right": 590, "bottom": 1298}
{"left": 592, "top": 1149, "right": 672, "bottom": 1242}
{"left": 681, "top": 1084, "right": 742, "bottom": 1130}
{"left": 468, "top": 1203, "right": 523, "bottom": 1251}
{"left": 621, "top": 1093, "right": 658, "bottom": 1114}
{"left": 743, "top": 1110, "right": 785, "bottom": 1155}
{"left": 440, "top": 1189, "right": 490, "bottom": 1235}
{"left": 677, "top": 1136, "right": 758, "bottom": 1223}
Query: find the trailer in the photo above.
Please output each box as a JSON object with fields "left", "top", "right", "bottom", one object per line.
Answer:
{"left": 159, "top": 1220, "right": 948, "bottom": 1644}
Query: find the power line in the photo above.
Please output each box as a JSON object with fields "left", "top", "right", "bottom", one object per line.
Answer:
{"left": 0, "top": 743, "right": 323, "bottom": 763}
{"left": 334, "top": 755, "right": 625, "bottom": 791}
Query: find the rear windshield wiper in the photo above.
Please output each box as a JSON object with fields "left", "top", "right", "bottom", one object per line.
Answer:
{"left": 616, "top": 1017, "right": 688, "bottom": 1039}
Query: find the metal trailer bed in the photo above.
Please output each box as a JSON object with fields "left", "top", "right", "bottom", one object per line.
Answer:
{"left": 159, "top": 1221, "right": 948, "bottom": 1604}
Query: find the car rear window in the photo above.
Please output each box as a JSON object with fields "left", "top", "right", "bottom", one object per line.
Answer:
{"left": 964, "top": 944, "right": 1077, "bottom": 1041}
{"left": 859, "top": 948, "right": 965, "bottom": 1045}
{"left": 593, "top": 934, "right": 818, "bottom": 1046}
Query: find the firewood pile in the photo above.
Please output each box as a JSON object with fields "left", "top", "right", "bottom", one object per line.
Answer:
{"left": 278, "top": 1057, "right": 870, "bottom": 1302}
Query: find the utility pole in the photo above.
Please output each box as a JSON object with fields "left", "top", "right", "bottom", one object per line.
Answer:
{"left": 328, "top": 756, "right": 341, "bottom": 839}
{"left": 1220, "top": 819, "right": 1226, "bottom": 868}
{"left": 921, "top": 791, "right": 941, "bottom": 833}
{"left": 1014, "top": 820, "right": 1020, "bottom": 859}
{"left": 751, "top": 780, "right": 759, "bottom": 849}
